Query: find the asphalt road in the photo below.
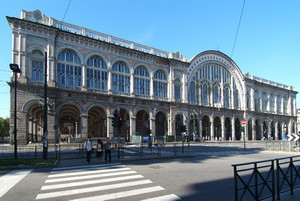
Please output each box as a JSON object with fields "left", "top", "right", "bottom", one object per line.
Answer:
{"left": 0, "top": 142, "right": 299, "bottom": 201}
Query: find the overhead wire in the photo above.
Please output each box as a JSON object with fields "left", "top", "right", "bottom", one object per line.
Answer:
{"left": 231, "top": 0, "right": 246, "bottom": 58}
{"left": 62, "top": 0, "right": 72, "bottom": 22}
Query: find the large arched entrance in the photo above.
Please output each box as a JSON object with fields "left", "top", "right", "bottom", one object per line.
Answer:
{"left": 58, "top": 104, "right": 81, "bottom": 141}
{"left": 225, "top": 117, "right": 231, "bottom": 140}
{"left": 235, "top": 119, "right": 241, "bottom": 140}
{"left": 247, "top": 120, "right": 253, "bottom": 140}
{"left": 155, "top": 111, "right": 167, "bottom": 136}
{"left": 214, "top": 116, "right": 221, "bottom": 140}
{"left": 175, "top": 114, "right": 184, "bottom": 136}
{"left": 155, "top": 112, "right": 168, "bottom": 136}
{"left": 202, "top": 116, "right": 210, "bottom": 140}
{"left": 136, "top": 110, "right": 149, "bottom": 136}
{"left": 255, "top": 120, "right": 261, "bottom": 140}
{"left": 277, "top": 122, "right": 282, "bottom": 140}
{"left": 88, "top": 106, "right": 107, "bottom": 138}
{"left": 27, "top": 102, "right": 44, "bottom": 143}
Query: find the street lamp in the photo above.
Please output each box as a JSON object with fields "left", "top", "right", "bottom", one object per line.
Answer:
{"left": 10, "top": 63, "right": 21, "bottom": 159}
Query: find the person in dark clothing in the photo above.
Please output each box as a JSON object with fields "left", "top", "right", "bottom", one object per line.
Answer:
{"left": 104, "top": 137, "right": 111, "bottom": 162}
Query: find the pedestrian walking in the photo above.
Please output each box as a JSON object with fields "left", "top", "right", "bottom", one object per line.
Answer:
{"left": 104, "top": 137, "right": 111, "bottom": 162}
{"left": 96, "top": 139, "right": 104, "bottom": 163}
{"left": 84, "top": 137, "right": 93, "bottom": 163}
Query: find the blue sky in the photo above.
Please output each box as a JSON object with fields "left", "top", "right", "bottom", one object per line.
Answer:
{"left": 1, "top": 0, "right": 299, "bottom": 118}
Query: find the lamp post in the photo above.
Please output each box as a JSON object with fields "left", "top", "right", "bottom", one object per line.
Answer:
{"left": 10, "top": 63, "right": 21, "bottom": 160}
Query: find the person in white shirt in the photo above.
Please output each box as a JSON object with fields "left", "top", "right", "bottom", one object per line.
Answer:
{"left": 84, "top": 137, "right": 93, "bottom": 163}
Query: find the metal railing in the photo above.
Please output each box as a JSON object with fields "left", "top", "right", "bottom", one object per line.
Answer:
{"left": 276, "top": 156, "right": 300, "bottom": 200}
{"left": 232, "top": 159, "right": 275, "bottom": 201}
{"left": 232, "top": 155, "right": 300, "bottom": 201}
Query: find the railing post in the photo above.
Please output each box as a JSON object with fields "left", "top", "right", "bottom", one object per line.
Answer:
{"left": 233, "top": 165, "right": 238, "bottom": 201}
{"left": 290, "top": 157, "right": 294, "bottom": 195}
{"left": 254, "top": 163, "right": 258, "bottom": 201}
{"left": 272, "top": 160, "right": 275, "bottom": 201}
{"left": 276, "top": 159, "right": 281, "bottom": 200}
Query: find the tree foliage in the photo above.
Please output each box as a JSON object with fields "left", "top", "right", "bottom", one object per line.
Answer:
{"left": 0, "top": 117, "right": 10, "bottom": 138}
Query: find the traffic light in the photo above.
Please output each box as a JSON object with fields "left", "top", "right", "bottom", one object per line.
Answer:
{"left": 118, "top": 117, "right": 123, "bottom": 128}
{"left": 112, "top": 114, "right": 118, "bottom": 127}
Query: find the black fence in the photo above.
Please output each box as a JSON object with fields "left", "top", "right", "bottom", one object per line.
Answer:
{"left": 0, "top": 141, "right": 191, "bottom": 161}
{"left": 232, "top": 155, "right": 300, "bottom": 201}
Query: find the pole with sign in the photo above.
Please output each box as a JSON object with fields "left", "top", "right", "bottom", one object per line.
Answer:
{"left": 242, "top": 120, "right": 246, "bottom": 149}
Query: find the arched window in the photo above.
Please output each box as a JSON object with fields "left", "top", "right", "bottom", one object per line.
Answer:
{"left": 153, "top": 70, "right": 168, "bottom": 99}
{"left": 291, "top": 97, "right": 295, "bottom": 115}
{"left": 112, "top": 61, "right": 130, "bottom": 93}
{"left": 283, "top": 97, "right": 287, "bottom": 114}
{"left": 201, "top": 80, "right": 210, "bottom": 106}
{"left": 213, "top": 82, "right": 221, "bottom": 106}
{"left": 223, "top": 84, "right": 230, "bottom": 108}
{"left": 254, "top": 90, "right": 260, "bottom": 112}
{"left": 269, "top": 94, "right": 274, "bottom": 113}
{"left": 262, "top": 92, "right": 267, "bottom": 112}
{"left": 174, "top": 79, "right": 181, "bottom": 102}
{"left": 233, "top": 81, "right": 239, "bottom": 109}
{"left": 246, "top": 91, "right": 251, "bottom": 111}
{"left": 30, "top": 50, "right": 44, "bottom": 84}
{"left": 189, "top": 81, "right": 196, "bottom": 104}
{"left": 234, "top": 90, "right": 239, "bottom": 109}
{"left": 277, "top": 96, "right": 281, "bottom": 114}
{"left": 86, "top": 56, "right": 108, "bottom": 91}
{"left": 134, "top": 66, "right": 150, "bottom": 96}
{"left": 57, "top": 49, "right": 82, "bottom": 89}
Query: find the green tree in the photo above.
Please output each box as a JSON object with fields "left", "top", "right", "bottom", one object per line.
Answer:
{"left": 0, "top": 117, "right": 10, "bottom": 138}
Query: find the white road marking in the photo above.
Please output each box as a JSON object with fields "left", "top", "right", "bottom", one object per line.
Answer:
{"left": 141, "top": 194, "right": 182, "bottom": 201}
{"left": 48, "top": 167, "right": 130, "bottom": 178}
{"left": 69, "top": 186, "right": 165, "bottom": 201}
{"left": 41, "top": 174, "right": 144, "bottom": 190}
{"left": 36, "top": 179, "right": 152, "bottom": 199}
{"left": 45, "top": 170, "right": 136, "bottom": 183}
{"left": 0, "top": 169, "right": 32, "bottom": 197}
{"left": 51, "top": 163, "right": 123, "bottom": 173}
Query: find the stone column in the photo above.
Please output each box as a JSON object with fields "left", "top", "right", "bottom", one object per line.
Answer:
{"left": 210, "top": 116, "right": 214, "bottom": 140}
{"left": 48, "top": 112, "right": 56, "bottom": 143}
{"left": 232, "top": 117, "right": 235, "bottom": 141}
{"left": 199, "top": 120, "right": 203, "bottom": 139}
{"left": 80, "top": 114, "right": 88, "bottom": 139}
{"left": 221, "top": 116, "right": 225, "bottom": 140}
{"left": 150, "top": 117, "right": 156, "bottom": 136}
{"left": 275, "top": 122, "right": 279, "bottom": 140}
{"left": 130, "top": 115, "right": 136, "bottom": 137}
{"left": 108, "top": 115, "right": 113, "bottom": 138}
{"left": 130, "top": 72, "right": 134, "bottom": 97}
{"left": 108, "top": 68, "right": 112, "bottom": 94}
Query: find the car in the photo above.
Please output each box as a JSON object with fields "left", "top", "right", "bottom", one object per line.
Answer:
{"left": 0, "top": 136, "right": 10, "bottom": 143}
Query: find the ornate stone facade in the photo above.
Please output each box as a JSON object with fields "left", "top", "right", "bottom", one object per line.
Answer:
{"left": 7, "top": 10, "right": 297, "bottom": 144}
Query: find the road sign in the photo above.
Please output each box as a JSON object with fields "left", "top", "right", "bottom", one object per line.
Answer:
{"left": 286, "top": 134, "right": 300, "bottom": 141}
{"left": 242, "top": 120, "right": 246, "bottom": 125}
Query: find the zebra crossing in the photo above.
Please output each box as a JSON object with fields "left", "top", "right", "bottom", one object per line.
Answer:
{"left": 36, "top": 163, "right": 181, "bottom": 201}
